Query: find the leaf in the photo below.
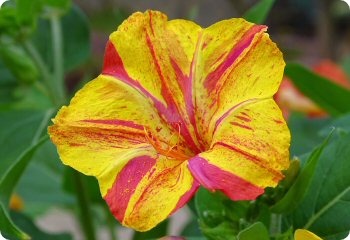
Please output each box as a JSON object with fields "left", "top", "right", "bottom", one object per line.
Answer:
{"left": 237, "top": 222, "right": 270, "bottom": 240}
{"left": 0, "top": 4, "right": 20, "bottom": 36}
{"left": 8, "top": 211, "right": 72, "bottom": 240}
{"left": 0, "top": 137, "right": 47, "bottom": 240}
{"left": 15, "top": 0, "right": 42, "bottom": 31}
{"left": 0, "top": 110, "right": 49, "bottom": 178}
{"left": 159, "top": 237, "right": 206, "bottom": 240}
{"left": 285, "top": 63, "right": 350, "bottom": 116}
{"left": 60, "top": 5, "right": 90, "bottom": 71}
{"left": 195, "top": 188, "right": 226, "bottom": 228}
{"left": 319, "top": 113, "right": 350, "bottom": 137}
{"left": 288, "top": 113, "right": 332, "bottom": 156}
{"left": 0, "top": 60, "right": 52, "bottom": 111}
{"left": 0, "top": 204, "right": 30, "bottom": 240}
{"left": 0, "top": 41, "right": 39, "bottom": 84}
{"left": 0, "top": 110, "right": 52, "bottom": 239}
{"left": 16, "top": 141, "right": 74, "bottom": 216}
{"left": 0, "top": 136, "right": 47, "bottom": 208}
{"left": 243, "top": 0, "right": 276, "bottom": 24}
{"left": 271, "top": 130, "right": 334, "bottom": 213}
{"left": 290, "top": 132, "right": 350, "bottom": 240}
{"left": 31, "top": 4, "right": 90, "bottom": 72}
{"left": 195, "top": 188, "right": 248, "bottom": 240}
{"left": 198, "top": 221, "right": 237, "bottom": 240}
{"left": 341, "top": 55, "right": 350, "bottom": 79}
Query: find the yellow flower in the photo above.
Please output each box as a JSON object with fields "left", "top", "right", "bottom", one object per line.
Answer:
{"left": 295, "top": 229, "right": 322, "bottom": 240}
{"left": 9, "top": 193, "right": 23, "bottom": 211}
{"left": 48, "top": 10, "right": 290, "bottom": 231}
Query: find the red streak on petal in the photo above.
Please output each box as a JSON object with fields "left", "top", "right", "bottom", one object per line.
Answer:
{"left": 81, "top": 119, "right": 144, "bottom": 130}
{"left": 230, "top": 122, "right": 253, "bottom": 130}
{"left": 204, "top": 25, "right": 266, "bottom": 91}
{"left": 148, "top": 11, "right": 156, "bottom": 36}
{"left": 102, "top": 41, "right": 168, "bottom": 116}
{"left": 235, "top": 115, "right": 251, "bottom": 122}
{"left": 274, "top": 119, "right": 284, "bottom": 124}
{"left": 213, "top": 142, "right": 283, "bottom": 179}
{"left": 214, "top": 98, "right": 257, "bottom": 133}
{"left": 188, "top": 156, "right": 264, "bottom": 200}
{"left": 104, "top": 156, "right": 156, "bottom": 222}
{"left": 145, "top": 33, "right": 202, "bottom": 153}
{"left": 103, "top": 40, "right": 201, "bottom": 154}
{"left": 170, "top": 58, "right": 205, "bottom": 150}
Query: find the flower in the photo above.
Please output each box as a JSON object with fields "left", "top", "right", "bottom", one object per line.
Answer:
{"left": 48, "top": 10, "right": 290, "bottom": 231}
{"left": 275, "top": 59, "right": 350, "bottom": 118}
{"left": 294, "top": 229, "right": 322, "bottom": 240}
{"left": 9, "top": 193, "right": 23, "bottom": 211}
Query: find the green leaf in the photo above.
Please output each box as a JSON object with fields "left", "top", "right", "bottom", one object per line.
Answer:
{"left": 319, "top": 113, "right": 350, "bottom": 136}
{"left": 285, "top": 63, "right": 350, "bottom": 116}
{"left": 0, "top": 60, "right": 17, "bottom": 109}
{"left": 199, "top": 220, "right": 237, "bottom": 240}
{"left": 0, "top": 110, "right": 53, "bottom": 239}
{"left": 15, "top": 0, "right": 42, "bottom": 31}
{"left": 8, "top": 211, "right": 72, "bottom": 240}
{"left": 288, "top": 113, "right": 332, "bottom": 156}
{"left": 237, "top": 222, "right": 270, "bottom": 240}
{"left": 31, "top": 4, "right": 90, "bottom": 72}
{"left": 0, "top": 136, "right": 47, "bottom": 207}
{"left": 0, "top": 110, "right": 49, "bottom": 177}
{"left": 341, "top": 55, "right": 350, "bottom": 79}
{"left": 0, "top": 137, "right": 47, "bottom": 239}
{"left": 243, "top": 0, "right": 275, "bottom": 24}
{"left": 291, "top": 132, "right": 350, "bottom": 239}
{"left": 0, "top": 204, "right": 30, "bottom": 240}
{"left": 0, "top": 4, "right": 20, "bottom": 36}
{"left": 159, "top": 237, "right": 206, "bottom": 240}
{"left": 0, "top": 40, "right": 39, "bottom": 84}
{"left": 61, "top": 5, "right": 90, "bottom": 71}
{"left": 195, "top": 188, "right": 248, "bottom": 240}
{"left": 16, "top": 141, "right": 74, "bottom": 216}
{"left": 133, "top": 220, "right": 168, "bottom": 240}
{"left": 0, "top": 60, "right": 52, "bottom": 111}
{"left": 271, "top": 130, "right": 334, "bottom": 213}
{"left": 195, "top": 188, "right": 226, "bottom": 228}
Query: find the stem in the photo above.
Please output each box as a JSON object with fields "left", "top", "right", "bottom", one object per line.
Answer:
{"left": 23, "top": 41, "right": 57, "bottom": 105}
{"left": 269, "top": 213, "right": 282, "bottom": 236}
{"left": 50, "top": 14, "right": 66, "bottom": 106}
{"left": 72, "top": 170, "right": 96, "bottom": 240}
{"left": 105, "top": 205, "right": 118, "bottom": 240}
{"left": 31, "top": 109, "right": 55, "bottom": 145}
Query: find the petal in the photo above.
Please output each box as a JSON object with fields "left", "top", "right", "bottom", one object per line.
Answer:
{"left": 294, "top": 229, "right": 322, "bottom": 240}
{"left": 275, "top": 78, "right": 324, "bottom": 118}
{"left": 103, "top": 10, "right": 204, "bottom": 152}
{"left": 49, "top": 74, "right": 191, "bottom": 196}
{"left": 188, "top": 99, "right": 290, "bottom": 200}
{"left": 105, "top": 158, "right": 199, "bottom": 231}
{"left": 313, "top": 59, "right": 350, "bottom": 89}
{"left": 194, "top": 19, "right": 284, "bottom": 145}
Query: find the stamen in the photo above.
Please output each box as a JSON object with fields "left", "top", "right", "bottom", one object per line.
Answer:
{"left": 143, "top": 126, "right": 190, "bottom": 161}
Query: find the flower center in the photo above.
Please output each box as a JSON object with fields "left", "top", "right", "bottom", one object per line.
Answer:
{"left": 144, "top": 127, "right": 194, "bottom": 161}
